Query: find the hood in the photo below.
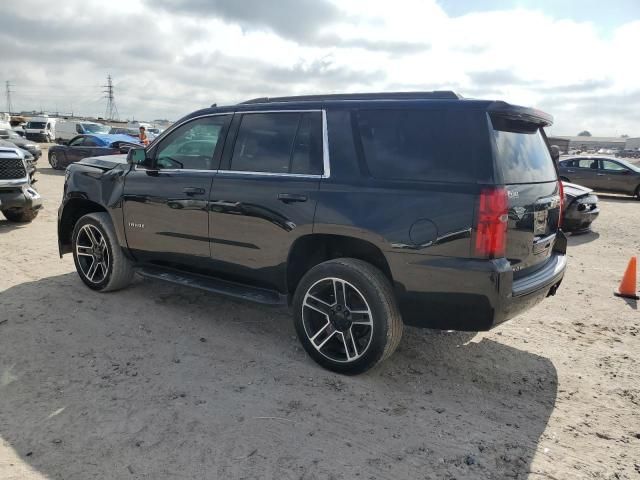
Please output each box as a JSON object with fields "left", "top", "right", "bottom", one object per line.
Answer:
{"left": 562, "top": 181, "right": 593, "bottom": 199}
{"left": 76, "top": 154, "right": 127, "bottom": 170}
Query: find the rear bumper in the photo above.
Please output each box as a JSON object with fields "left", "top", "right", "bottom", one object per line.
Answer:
{"left": 564, "top": 205, "right": 599, "bottom": 233}
{"left": 0, "top": 184, "right": 43, "bottom": 211}
{"left": 389, "top": 247, "right": 567, "bottom": 331}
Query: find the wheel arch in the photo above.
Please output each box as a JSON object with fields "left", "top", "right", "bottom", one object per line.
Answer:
{"left": 58, "top": 198, "right": 108, "bottom": 256}
{"left": 286, "top": 234, "right": 393, "bottom": 296}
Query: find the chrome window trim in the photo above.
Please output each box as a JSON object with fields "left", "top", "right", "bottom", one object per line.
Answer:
{"left": 139, "top": 109, "right": 332, "bottom": 178}
{"left": 216, "top": 170, "right": 323, "bottom": 179}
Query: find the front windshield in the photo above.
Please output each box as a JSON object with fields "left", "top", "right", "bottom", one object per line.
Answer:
{"left": 27, "top": 121, "right": 46, "bottom": 129}
{"left": 82, "top": 123, "right": 109, "bottom": 134}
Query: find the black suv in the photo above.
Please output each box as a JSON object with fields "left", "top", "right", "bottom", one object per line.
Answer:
{"left": 58, "top": 92, "right": 566, "bottom": 374}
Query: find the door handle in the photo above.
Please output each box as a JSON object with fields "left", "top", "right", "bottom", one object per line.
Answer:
{"left": 278, "top": 193, "right": 307, "bottom": 203}
{"left": 567, "top": 169, "right": 575, "bottom": 173}
{"left": 596, "top": 173, "right": 606, "bottom": 176}
{"left": 183, "top": 187, "right": 205, "bottom": 196}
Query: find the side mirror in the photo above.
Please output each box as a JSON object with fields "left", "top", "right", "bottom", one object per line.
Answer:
{"left": 127, "top": 147, "right": 147, "bottom": 165}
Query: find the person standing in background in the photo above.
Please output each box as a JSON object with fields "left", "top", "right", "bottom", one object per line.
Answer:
{"left": 139, "top": 126, "right": 149, "bottom": 146}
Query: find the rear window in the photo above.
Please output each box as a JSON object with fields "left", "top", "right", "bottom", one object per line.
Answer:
{"left": 491, "top": 116, "right": 557, "bottom": 184}
{"left": 356, "top": 109, "right": 486, "bottom": 183}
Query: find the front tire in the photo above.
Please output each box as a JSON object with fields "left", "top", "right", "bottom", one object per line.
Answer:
{"left": 292, "top": 258, "right": 403, "bottom": 374}
{"left": 2, "top": 208, "right": 39, "bottom": 223}
{"left": 72, "top": 212, "right": 133, "bottom": 292}
{"left": 49, "top": 152, "right": 61, "bottom": 170}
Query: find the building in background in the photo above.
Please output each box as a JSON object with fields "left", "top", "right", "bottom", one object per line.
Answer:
{"left": 625, "top": 137, "right": 640, "bottom": 150}
{"left": 550, "top": 136, "right": 626, "bottom": 152}
{"left": 547, "top": 136, "right": 570, "bottom": 153}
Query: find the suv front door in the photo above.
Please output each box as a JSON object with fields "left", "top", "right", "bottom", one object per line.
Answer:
{"left": 123, "top": 114, "right": 231, "bottom": 268}
{"left": 209, "top": 111, "right": 325, "bottom": 291}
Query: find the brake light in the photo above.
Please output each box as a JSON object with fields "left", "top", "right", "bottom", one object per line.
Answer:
{"left": 558, "top": 180, "right": 564, "bottom": 229}
{"left": 475, "top": 187, "right": 508, "bottom": 258}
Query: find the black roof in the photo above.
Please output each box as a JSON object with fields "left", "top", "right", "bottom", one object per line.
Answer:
{"left": 185, "top": 91, "right": 552, "bottom": 127}
{"left": 237, "top": 91, "right": 462, "bottom": 105}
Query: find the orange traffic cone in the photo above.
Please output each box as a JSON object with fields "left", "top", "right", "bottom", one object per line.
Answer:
{"left": 614, "top": 256, "right": 639, "bottom": 300}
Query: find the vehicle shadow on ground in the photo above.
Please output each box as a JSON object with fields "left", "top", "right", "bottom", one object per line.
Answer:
{"left": 0, "top": 219, "right": 31, "bottom": 233}
{"left": 0, "top": 273, "right": 557, "bottom": 480}
{"left": 36, "top": 166, "right": 64, "bottom": 176}
{"left": 567, "top": 230, "right": 600, "bottom": 246}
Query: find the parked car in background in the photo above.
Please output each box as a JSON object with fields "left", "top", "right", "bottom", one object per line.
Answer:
{"left": 48, "top": 134, "right": 141, "bottom": 170}
{"left": 109, "top": 126, "right": 157, "bottom": 141}
{"left": 561, "top": 182, "right": 599, "bottom": 233}
{"left": 58, "top": 91, "right": 566, "bottom": 374}
{"left": 0, "top": 129, "right": 42, "bottom": 160}
{"left": 0, "top": 146, "right": 42, "bottom": 222}
{"left": 558, "top": 156, "right": 640, "bottom": 199}
{"left": 25, "top": 116, "right": 56, "bottom": 142}
{"left": 55, "top": 120, "right": 109, "bottom": 143}
{"left": 616, "top": 149, "right": 640, "bottom": 159}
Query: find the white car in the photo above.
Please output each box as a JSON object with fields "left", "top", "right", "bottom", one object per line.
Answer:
{"left": 55, "top": 120, "right": 110, "bottom": 143}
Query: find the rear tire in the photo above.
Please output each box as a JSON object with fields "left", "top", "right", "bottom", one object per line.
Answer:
{"left": 292, "top": 258, "right": 403, "bottom": 375}
{"left": 2, "top": 208, "right": 39, "bottom": 223}
{"left": 72, "top": 212, "right": 133, "bottom": 292}
{"left": 635, "top": 185, "right": 640, "bottom": 200}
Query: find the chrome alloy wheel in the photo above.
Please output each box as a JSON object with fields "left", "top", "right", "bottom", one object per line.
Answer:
{"left": 302, "top": 277, "right": 374, "bottom": 363}
{"left": 75, "top": 224, "right": 110, "bottom": 284}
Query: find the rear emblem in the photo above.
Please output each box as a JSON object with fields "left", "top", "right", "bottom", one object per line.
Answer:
{"left": 507, "top": 190, "right": 519, "bottom": 199}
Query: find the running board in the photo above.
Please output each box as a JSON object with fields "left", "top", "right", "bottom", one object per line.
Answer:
{"left": 136, "top": 265, "right": 287, "bottom": 306}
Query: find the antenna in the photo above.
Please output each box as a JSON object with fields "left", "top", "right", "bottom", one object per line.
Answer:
{"left": 102, "top": 74, "right": 119, "bottom": 120}
{"left": 5, "top": 81, "right": 14, "bottom": 114}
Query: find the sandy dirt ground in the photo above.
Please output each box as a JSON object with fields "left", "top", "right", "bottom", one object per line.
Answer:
{"left": 1, "top": 150, "right": 639, "bottom": 480}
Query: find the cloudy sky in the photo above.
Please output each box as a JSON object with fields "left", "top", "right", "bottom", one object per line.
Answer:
{"left": 1, "top": 0, "right": 639, "bottom": 136}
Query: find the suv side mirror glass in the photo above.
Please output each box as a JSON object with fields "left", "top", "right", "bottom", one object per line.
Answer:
{"left": 127, "top": 147, "right": 147, "bottom": 165}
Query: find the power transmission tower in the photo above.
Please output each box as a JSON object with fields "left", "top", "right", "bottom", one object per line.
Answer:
{"left": 5, "top": 81, "right": 14, "bottom": 114}
{"left": 102, "top": 74, "right": 119, "bottom": 120}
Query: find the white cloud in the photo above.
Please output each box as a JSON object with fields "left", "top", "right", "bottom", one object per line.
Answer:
{"left": 0, "top": 0, "right": 638, "bottom": 135}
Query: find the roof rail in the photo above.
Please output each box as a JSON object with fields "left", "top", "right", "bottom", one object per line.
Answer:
{"left": 239, "top": 91, "right": 461, "bottom": 105}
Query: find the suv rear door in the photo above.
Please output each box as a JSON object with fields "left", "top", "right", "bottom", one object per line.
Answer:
{"left": 208, "top": 110, "right": 324, "bottom": 292}
{"left": 490, "top": 114, "right": 562, "bottom": 276}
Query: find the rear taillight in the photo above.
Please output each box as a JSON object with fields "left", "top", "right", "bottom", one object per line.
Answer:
{"left": 558, "top": 180, "right": 564, "bottom": 229}
{"left": 475, "top": 187, "right": 508, "bottom": 258}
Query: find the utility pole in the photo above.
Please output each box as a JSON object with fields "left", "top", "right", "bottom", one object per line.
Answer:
{"left": 5, "top": 81, "right": 14, "bottom": 114}
{"left": 102, "top": 74, "right": 119, "bottom": 120}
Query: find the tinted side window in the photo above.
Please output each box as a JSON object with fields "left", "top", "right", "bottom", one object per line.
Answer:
{"left": 69, "top": 136, "right": 86, "bottom": 147}
{"left": 291, "top": 112, "right": 323, "bottom": 175}
{"left": 577, "top": 159, "right": 598, "bottom": 169}
{"left": 154, "top": 115, "right": 229, "bottom": 170}
{"left": 231, "top": 112, "right": 323, "bottom": 174}
{"left": 601, "top": 160, "right": 626, "bottom": 171}
{"left": 356, "top": 109, "right": 483, "bottom": 182}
